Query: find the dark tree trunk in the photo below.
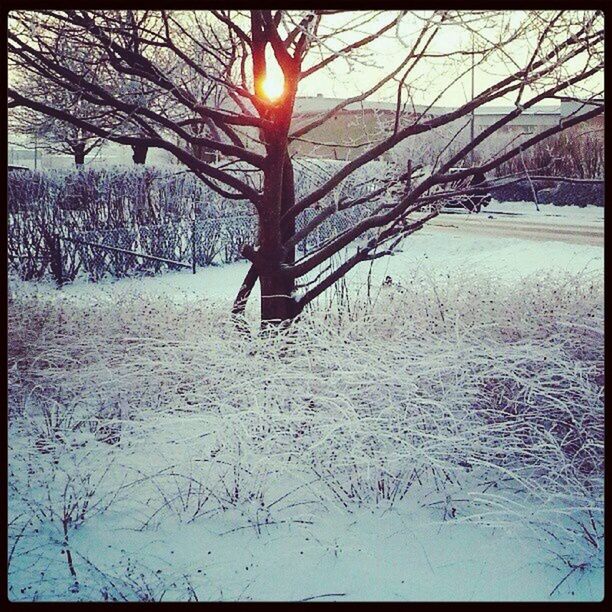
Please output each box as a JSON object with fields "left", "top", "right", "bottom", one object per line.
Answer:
{"left": 132, "top": 144, "right": 149, "bottom": 164}
{"left": 279, "top": 154, "right": 299, "bottom": 319}
{"left": 259, "top": 271, "right": 292, "bottom": 324}
{"left": 232, "top": 155, "right": 296, "bottom": 323}
{"left": 74, "top": 144, "right": 85, "bottom": 166}
{"left": 258, "top": 147, "right": 297, "bottom": 324}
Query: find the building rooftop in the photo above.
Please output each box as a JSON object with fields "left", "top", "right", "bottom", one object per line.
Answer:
{"left": 293, "top": 95, "right": 560, "bottom": 117}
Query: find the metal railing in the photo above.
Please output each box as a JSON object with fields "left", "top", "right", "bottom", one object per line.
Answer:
{"left": 52, "top": 219, "right": 200, "bottom": 286}
{"left": 54, "top": 234, "right": 193, "bottom": 286}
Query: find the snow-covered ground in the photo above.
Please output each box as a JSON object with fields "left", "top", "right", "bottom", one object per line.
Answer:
{"left": 25, "top": 201, "right": 603, "bottom": 314}
{"left": 8, "top": 505, "right": 603, "bottom": 601}
{"left": 8, "top": 202, "right": 604, "bottom": 602}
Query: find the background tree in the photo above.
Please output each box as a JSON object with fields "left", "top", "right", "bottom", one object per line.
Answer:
{"left": 8, "top": 26, "right": 118, "bottom": 167}
{"left": 101, "top": 10, "right": 177, "bottom": 165}
{"left": 9, "top": 81, "right": 110, "bottom": 167}
{"left": 7, "top": 10, "right": 604, "bottom": 322}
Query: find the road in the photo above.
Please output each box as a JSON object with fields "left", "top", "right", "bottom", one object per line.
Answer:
{"left": 427, "top": 211, "right": 604, "bottom": 246}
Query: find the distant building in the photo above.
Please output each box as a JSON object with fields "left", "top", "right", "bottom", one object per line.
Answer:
{"left": 290, "top": 95, "right": 434, "bottom": 161}
{"left": 472, "top": 106, "right": 559, "bottom": 132}
{"left": 289, "top": 95, "right": 604, "bottom": 161}
{"left": 559, "top": 97, "right": 604, "bottom": 140}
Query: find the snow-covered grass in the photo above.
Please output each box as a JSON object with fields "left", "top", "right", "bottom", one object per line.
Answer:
{"left": 8, "top": 263, "right": 604, "bottom": 601}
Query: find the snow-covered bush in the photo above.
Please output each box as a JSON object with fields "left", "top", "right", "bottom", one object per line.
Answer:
{"left": 548, "top": 181, "right": 605, "bottom": 207}
{"left": 474, "top": 127, "right": 604, "bottom": 185}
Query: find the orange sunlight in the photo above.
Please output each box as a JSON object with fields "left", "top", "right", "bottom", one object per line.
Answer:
{"left": 261, "top": 71, "right": 285, "bottom": 101}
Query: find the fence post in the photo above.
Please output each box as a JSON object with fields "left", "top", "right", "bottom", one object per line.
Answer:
{"left": 191, "top": 218, "right": 197, "bottom": 274}
{"left": 54, "top": 234, "right": 63, "bottom": 288}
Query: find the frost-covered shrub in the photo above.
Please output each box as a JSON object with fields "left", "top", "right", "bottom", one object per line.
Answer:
{"left": 489, "top": 130, "right": 604, "bottom": 180}
{"left": 549, "top": 181, "right": 604, "bottom": 207}
{"left": 8, "top": 166, "right": 254, "bottom": 280}
{"left": 536, "top": 187, "right": 554, "bottom": 204}
{"left": 8, "top": 270, "right": 604, "bottom": 576}
{"left": 489, "top": 178, "right": 604, "bottom": 206}
{"left": 8, "top": 168, "right": 195, "bottom": 281}
{"left": 488, "top": 180, "right": 540, "bottom": 203}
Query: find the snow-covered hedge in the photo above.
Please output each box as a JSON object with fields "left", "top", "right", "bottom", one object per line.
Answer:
{"left": 480, "top": 129, "right": 604, "bottom": 206}
{"left": 488, "top": 129, "right": 604, "bottom": 181}
{"left": 488, "top": 179, "right": 604, "bottom": 207}
{"left": 8, "top": 163, "right": 392, "bottom": 283}
{"left": 8, "top": 166, "right": 249, "bottom": 281}
{"left": 8, "top": 269, "right": 603, "bottom": 598}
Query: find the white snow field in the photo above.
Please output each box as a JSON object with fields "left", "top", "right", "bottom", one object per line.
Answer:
{"left": 8, "top": 203, "right": 604, "bottom": 601}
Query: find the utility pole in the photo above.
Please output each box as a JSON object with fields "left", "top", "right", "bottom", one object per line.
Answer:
{"left": 470, "top": 31, "right": 475, "bottom": 167}
{"left": 34, "top": 133, "right": 38, "bottom": 170}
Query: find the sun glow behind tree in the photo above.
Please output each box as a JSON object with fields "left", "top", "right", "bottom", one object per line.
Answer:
{"left": 261, "top": 71, "right": 285, "bottom": 101}
{"left": 260, "top": 46, "right": 285, "bottom": 101}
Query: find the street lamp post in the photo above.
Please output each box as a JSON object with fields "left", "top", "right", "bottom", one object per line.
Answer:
{"left": 470, "top": 32, "right": 475, "bottom": 167}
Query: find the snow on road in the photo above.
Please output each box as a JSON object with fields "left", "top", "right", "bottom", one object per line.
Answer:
{"left": 428, "top": 201, "right": 604, "bottom": 246}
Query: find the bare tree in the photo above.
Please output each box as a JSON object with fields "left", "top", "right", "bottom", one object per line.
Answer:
{"left": 7, "top": 10, "right": 604, "bottom": 322}
{"left": 9, "top": 112, "right": 102, "bottom": 167}
{"left": 9, "top": 53, "right": 112, "bottom": 166}
{"left": 7, "top": 21, "right": 125, "bottom": 166}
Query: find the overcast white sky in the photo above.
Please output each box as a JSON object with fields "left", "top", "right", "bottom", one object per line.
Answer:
{"left": 8, "top": 10, "right": 602, "bottom": 114}
{"left": 289, "top": 10, "right": 601, "bottom": 108}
